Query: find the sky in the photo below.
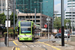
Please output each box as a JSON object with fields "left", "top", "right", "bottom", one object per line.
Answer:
{"left": 54, "top": 0, "right": 67, "bottom": 13}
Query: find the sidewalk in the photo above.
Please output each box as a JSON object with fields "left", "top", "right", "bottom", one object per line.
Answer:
{"left": 39, "top": 37, "right": 75, "bottom": 50}
{"left": 44, "top": 41, "right": 75, "bottom": 50}
{"left": 0, "top": 46, "right": 14, "bottom": 50}
{"left": 0, "top": 37, "right": 17, "bottom": 42}
{"left": 67, "top": 41, "right": 75, "bottom": 46}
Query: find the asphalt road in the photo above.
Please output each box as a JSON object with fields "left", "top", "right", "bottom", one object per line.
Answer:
{"left": 0, "top": 37, "right": 70, "bottom": 47}
{"left": 38, "top": 38, "right": 70, "bottom": 42}
{"left": 13, "top": 40, "right": 58, "bottom": 50}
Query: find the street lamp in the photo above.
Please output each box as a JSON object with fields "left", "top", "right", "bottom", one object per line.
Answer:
{"left": 4, "top": 0, "right": 12, "bottom": 47}
{"left": 46, "top": 16, "right": 51, "bottom": 41}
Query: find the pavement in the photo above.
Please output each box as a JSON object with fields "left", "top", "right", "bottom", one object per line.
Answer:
{"left": 0, "top": 37, "right": 16, "bottom": 50}
{"left": 0, "top": 46, "right": 14, "bottom": 50}
{"left": 39, "top": 37, "right": 75, "bottom": 50}
{"left": 0, "top": 37, "right": 75, "bottom": 50}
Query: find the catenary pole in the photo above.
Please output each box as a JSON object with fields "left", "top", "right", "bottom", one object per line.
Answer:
{"left": 13, "top": 0, "right": 15, "bottom": 39}
{"left": 6, "top": 0, "right": 9, "bottom": 47}
{"left": 61, "top": 0, "right": 64, "bottom": 46}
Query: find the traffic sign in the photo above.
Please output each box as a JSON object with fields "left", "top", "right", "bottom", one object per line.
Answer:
{"left": 5, "top": 20, "right": 11, "bottom": 27}
{"left": 4, "top": 9, "right": 12, "bottom": 16}
{"left": 44, "top": 24, "right": 47, "bottom": 28}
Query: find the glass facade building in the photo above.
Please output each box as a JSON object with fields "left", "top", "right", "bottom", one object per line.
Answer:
{"left": 16, "top": 0, "right": 54, "bottom": 17}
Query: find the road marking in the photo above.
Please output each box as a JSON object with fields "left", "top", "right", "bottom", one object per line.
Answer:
{"left": 12, "top": 47, "right": 15, "bottom": 50}
{"left": 18, "top": 48, "right": 20, "bottom": 50}
{"left": 16, "top": 47, "right": 17, "bottom": 50}
{"left": 13, "top": 41, "right": 18, "bottom": 46}
{"left": 15, "top": 47, "right": 20, "bottom": 50}
{"left": 38, "top": 41, "right": 61, "bottom": 50}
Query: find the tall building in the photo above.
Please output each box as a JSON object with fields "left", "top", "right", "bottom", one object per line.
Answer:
{"left": 65, "top": 0, "right": 75, "bottom": 28}
{"left": 16, "top": 0, "right": 54, "bottom": 17}
{"left": 0, "top": 0, "right": 5, "bottom": 14}
{"left": 0, "top": 0, "right": 15, "bottom": 14}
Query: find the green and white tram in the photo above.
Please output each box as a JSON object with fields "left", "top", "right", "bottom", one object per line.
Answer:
{"left": 18, "top": 21, "right": 34, "bottom": 41}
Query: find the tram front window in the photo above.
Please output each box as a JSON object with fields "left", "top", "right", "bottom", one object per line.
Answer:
{"left": 21, "top": 28, "right": 31, "bottom": 33}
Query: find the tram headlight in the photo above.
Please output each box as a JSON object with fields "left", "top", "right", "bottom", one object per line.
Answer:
{"left": 29, "top": 35, "right": 32, "bottom": 38}
{"left": 28, "top": 35, "right": 32, "bottom": 38}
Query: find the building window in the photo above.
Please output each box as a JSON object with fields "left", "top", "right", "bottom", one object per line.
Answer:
{"left": 66, "top": 12, "right": 71, "bottom": 14}
{"left": 36, "top": 20, "right": 40, "bottom": 22}
{"left": 30, "top": 16, "right": 32, "bottom": 18}
{"left": 27, "top": 20, "right": 29, "bottom": 21}
{"left": 30, "top": 20, "right": 32, "bottom": 21}
{"left": 36, "top": 16, "right": 40, "bottom": 18}
{"left": 33, "top": 20, "right": 35, "bottom": 22}
{"left": 37, "top": 24, "right": 40, "bottom": 25}
{"left": 33, "top": 16, "right": 35, "bottom": 18}
{"left": 26, "top": 16, "right": 29, "bottom": 18}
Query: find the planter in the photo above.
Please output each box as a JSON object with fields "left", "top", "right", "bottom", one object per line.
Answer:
{"left": 70, "top": 35, "right": 75, "bottom": 42}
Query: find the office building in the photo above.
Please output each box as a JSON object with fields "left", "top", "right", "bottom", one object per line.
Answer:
{"left": 65, "top": 0, "right": 75, "bottom": 28}
{"left": 16, "top": 0, "right": 54, "bottom": 17}
{"left": 0, "top": 0, "right": 5, "bottom": 14}
{"left": 17, "top": 13, "right": 52, "bottom": 32}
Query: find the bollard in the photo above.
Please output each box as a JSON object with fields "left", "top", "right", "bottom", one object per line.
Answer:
{"left": 5, "top": 36, "right": 7, "bottom": 46}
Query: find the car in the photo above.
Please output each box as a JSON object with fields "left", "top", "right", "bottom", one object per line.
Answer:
{"left": 55, "top": 32, "right": 70, "bottom": 38}
{"left": 64, "top": 32, "right": 70, "bottom": 38}
{"left": 55, "top": 33, "right": 61, "bottom": 38}
{"left": 70, "top": 33, "right": 75, "bottom": 35}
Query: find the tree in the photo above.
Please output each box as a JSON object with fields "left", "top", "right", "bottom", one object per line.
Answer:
{"left": 53, "top": 17, "right": 61, "bottom": 29}
{"left": 64, "top": 19, "right": 71, "bottom": 29}
{"left": 0, "top": 13, "right": 6, "bottom": 25}
{"left": 10, "top": 13, "right": 17, "bottom": 26}
{"left": 53, "top": 17, "right": 71, "bottom": 29}
{"left": 0, "top": 13, "right": 17, "bottom": 26}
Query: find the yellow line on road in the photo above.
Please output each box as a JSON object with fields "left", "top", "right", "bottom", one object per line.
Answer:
{"left": 18, "top": 48, "right": 20, "bottom": 50}
{"left": 16, "top": 47, "right": 17, "bottom": 50}
{"left": 38, "top": 41, "right": 61, "bottom": 50}
{"left": 13, "top": 41, "right": 18, "bottom": 46}
{"left": 15, "top": 47, "right": 20, "bottom": 50}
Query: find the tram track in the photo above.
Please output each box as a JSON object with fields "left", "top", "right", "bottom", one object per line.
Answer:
{"left": 13, "top": 40, "right": 48, "bottom": 50}
{"left": 22, "top": 42, "right": 33, "bottom": 50}
{"left": 22, "top": 42, "right": 48, "bottom": 50}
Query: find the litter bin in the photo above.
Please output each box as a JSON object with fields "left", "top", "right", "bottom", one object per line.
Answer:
{"left": 4, "top": 36, "right": 7, "bottom": 46}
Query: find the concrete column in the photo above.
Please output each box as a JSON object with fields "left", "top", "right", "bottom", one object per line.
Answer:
{"left": 25, "top": 16, "right": 26, "bottom": 20}
{"left": 1, "top": 0, "right": 3, "bottom": 13}
{"left": 5, "top": 0, "right": 8, "bottom": 10}
{"left": 40, "top": 15, "right": 42, "bottom": 30}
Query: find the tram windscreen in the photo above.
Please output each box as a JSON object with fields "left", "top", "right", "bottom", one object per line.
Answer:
{"left": 21, "top": 28, "right": 31, "bottom": 33}
{"left": 21, "top": 22, "right": 31, "bottom": 26}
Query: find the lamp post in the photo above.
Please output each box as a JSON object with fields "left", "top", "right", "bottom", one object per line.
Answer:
{"left": 4, "top": 0, "right": 12, "bottom": 47}
{"left": 61, "top": 0, "right": 64, "bottom": 46}
{"left": 71, "top": 0, "right": 73, "bottom": 34}
{"left": 46, "top": 16, "right": 51, "bottom": 41}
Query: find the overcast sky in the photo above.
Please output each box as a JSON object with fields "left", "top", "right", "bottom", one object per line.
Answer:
{"left": 54, "top": 0, "right": 67, "bottom": 13}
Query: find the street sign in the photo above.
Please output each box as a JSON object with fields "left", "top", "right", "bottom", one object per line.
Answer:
{"left": 5, "top": 20, "right": 11, "bottom": 27}
{"left": 44, "top": 24, "right": 47, "bottom": 28}
{"left": 46, "top": 17, "right": 51, "bottom": 22}
{"left": 41, "top": 28, "right": 47, "bottom": 31}
{"left": 4, "top": 9, "right": 12, "bottom": 16}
